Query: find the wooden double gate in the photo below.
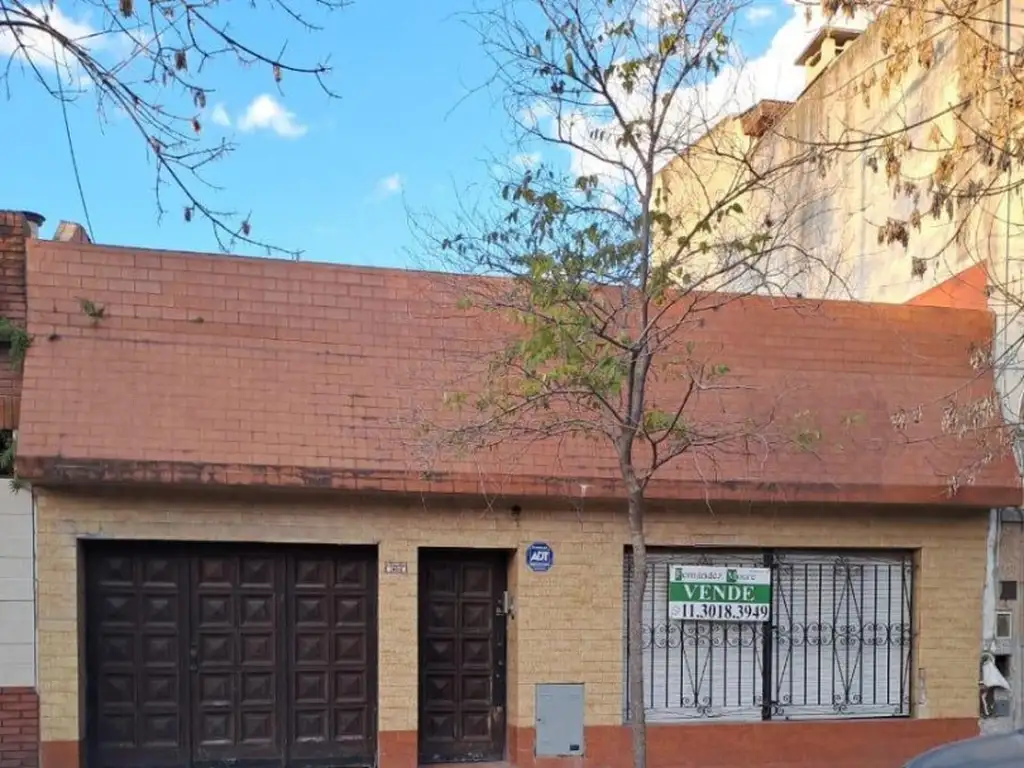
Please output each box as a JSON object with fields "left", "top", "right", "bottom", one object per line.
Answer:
{"left": 84, "top": 542, "right": 378, "bottom": 768}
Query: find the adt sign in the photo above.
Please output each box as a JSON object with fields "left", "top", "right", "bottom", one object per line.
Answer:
{"left": 525, "top": 542, "right": 554, "bottom": 573}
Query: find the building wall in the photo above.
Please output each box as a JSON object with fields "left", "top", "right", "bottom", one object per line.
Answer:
{"left": 35, "top": 489, "right": 988, "bottom": 768}
{"left": 656, "top": 0, "right": 1024, "bottom": 733}
{"left": 995, "top": 514, "right": 1022, "bottom": 646}
{"left": 655, "top": 1, "right": 971, "bottom": 301}
{"left": 991, "top": 511, "right": 1024, "bottom": 728}
{"left": 0, "top": 212, "right": 29, "bottom": 405}
{"left": 0, "top": 687, "right": 39, "bottom": 768}
{"left": 0, "top": 486, "right": 36, "bottom": 768}
{"left": 0, "top": 212, "right": 36, "bottom": 768}
{"left": 0, "top": 487, "right": 35, "bottom": 686}
{"left": 652, "top": 0, "right": 1024, "bottom": 310}
{"left": 653, "top": 117, "right": 756, "bottom": 291}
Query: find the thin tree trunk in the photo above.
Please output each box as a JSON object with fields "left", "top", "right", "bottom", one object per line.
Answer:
{"left": 626, "top": 488, "right": 648, "bottom": 768}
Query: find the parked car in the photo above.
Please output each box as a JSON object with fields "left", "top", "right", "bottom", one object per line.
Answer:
{"left": 905, "top": 730, "right": 1024, "bottom": 767}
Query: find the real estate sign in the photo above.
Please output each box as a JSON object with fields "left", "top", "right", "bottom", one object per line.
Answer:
{"left": 668, "top": 565, "right": 772, "bottom": 622}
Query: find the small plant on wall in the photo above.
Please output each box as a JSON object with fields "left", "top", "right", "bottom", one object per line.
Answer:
{"left": 78, "top": 298, "right": 106, "bottom": 325}
{"left": 0, "top": 318, "right": 31, "bottom": 370}
{"left": 0, "top": 429, "right": 24, "bottom": 492}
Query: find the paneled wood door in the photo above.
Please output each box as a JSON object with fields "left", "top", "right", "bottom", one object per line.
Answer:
{"left": 418, "top": 550, "right": 507, "bottom": 764}
{"left": 189, "top": 550, "right": 284, "bottom": 766}
{"left": 85, "top": 545, "right": 191, "bottom": 768}
{"left": 85, "top": 541, "right": 378, "bottom": 768}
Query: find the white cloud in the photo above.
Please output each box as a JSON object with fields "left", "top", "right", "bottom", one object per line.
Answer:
{"left": 641, "top": 0, "right": 688, "bottom": 29}
{"left": 210, "top": 103, "right": 232, "bottom": 127}
{"left": 745, "top": 5, "right": 776, "bottom": 23}
{"left": 519, "top": 101, "right": 554, "bottom": 131}
{"left": 511, "top": 152, "right": 541, "bottom": 169}
{"left": 0, "top": 7, "right": 170, "bottom": 95}
{"left": 237, "top": 94, "right": 307, "bottom": 138}
{"left": 695, "top": 2, "right": 871, "bottom": 134}
{"left": 0, "top": 4, "right": 99, "bottom": 77}
{"left": 374, "top": 173, "right": 403, "bottom": 199}
{"left": 554, "top": 0, "right": 873, "bottom": 184}
{"left": 491, "top": 152, "right": 542, "bottom": 178}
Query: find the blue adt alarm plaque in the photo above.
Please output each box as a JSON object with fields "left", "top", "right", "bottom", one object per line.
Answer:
{"left": 525, "top": 542, "right": 554, "bottom": 572}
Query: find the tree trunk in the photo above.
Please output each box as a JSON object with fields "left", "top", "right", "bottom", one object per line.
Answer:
{"left": 626, "top": 489, "right": 648, "bottom": 768}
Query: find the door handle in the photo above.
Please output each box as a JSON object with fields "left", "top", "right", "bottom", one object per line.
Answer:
{"left": 189, "top": 644, "right": 199, "bottom": 672}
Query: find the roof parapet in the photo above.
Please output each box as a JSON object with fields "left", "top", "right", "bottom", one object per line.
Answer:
{"left": 795, "top": 27, "right": 862, "bottom": 87}
{"left": 53, "top": 220, "right": 92, "bottom": 244}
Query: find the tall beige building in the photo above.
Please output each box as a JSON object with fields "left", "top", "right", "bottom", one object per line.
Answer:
{"left": 654, "top": 1, "right": 1024, "bottom": 733}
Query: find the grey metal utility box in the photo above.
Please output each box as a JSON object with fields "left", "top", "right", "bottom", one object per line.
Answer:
{"left": 992, "top": 696, "right": 1012, "bottom": 718}
{"left": 535, "top": 683, "right": 585, "bottom": 757}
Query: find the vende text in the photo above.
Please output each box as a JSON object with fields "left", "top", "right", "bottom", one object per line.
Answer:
{"left": 682, "top": 584, "right": 758, "bottom": 602}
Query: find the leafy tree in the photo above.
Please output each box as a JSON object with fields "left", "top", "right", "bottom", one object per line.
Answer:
{"left": 0, "top": 0, "right": 344, "bottom": 255}
{"left": 414, "top": 1, "right": 835, "bottom": 766}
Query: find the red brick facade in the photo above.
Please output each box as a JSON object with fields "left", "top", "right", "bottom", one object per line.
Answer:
{"left": 0, "top": 212, "right": 28, "bottom": 428}
{"left": 372, "top": 720, "right": 981, "bottom": 768}
{"left": 0, "top": 688, "right": 39, "bottom": 768}
{"left": 0, "top": 214, "right": 34, "bottom": 767}
{"left": 512, "top": 720, "right": 978, "bottom": 768}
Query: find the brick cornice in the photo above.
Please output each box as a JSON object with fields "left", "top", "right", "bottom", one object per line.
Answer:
{"left": 17, "top": 240, "right": 1022, "bottom": 502}
{"left": 18, "top": 455, "right": 1019, "bottom": 508}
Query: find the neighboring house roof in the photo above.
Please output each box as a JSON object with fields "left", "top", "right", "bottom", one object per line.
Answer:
{"left": 907, "top": 264, "right": 988, "bottom": 312}
{"left": 15, "top": 241, "right": 1021, "bottom": 507}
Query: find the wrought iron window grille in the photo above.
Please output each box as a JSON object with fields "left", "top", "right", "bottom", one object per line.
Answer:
{"left": 623, "top": 549, "right": 914, "bottom": 722}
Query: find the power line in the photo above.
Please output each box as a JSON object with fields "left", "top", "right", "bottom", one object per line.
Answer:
{"left": 50, "top": 38, "right": 95, "bottom": 240}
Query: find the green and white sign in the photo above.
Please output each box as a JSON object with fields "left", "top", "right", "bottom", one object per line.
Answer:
{"left": 668, "top": 565, "right": 771, "bottom": 622}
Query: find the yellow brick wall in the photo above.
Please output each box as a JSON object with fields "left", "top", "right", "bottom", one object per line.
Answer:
{"left": 35, "top": 490, "right": 987, "bottom": 744}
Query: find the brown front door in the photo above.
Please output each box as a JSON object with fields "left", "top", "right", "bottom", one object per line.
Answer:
{"left": 418, "top": 550, "right": 507, "bottom": 764}
{"left": 85, "top": 541, "right": 378, "bottom": 768}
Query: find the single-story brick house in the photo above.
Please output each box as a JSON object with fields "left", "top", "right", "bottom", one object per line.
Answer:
{"left": 2, "top": 210, "right": 1022, "bottom": 768}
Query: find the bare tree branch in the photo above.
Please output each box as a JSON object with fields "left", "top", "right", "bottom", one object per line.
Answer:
{"left": 1, "top": 0, "right": 345, "bottom": 256}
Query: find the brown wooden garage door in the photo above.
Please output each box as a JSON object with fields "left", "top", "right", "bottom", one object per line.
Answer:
{"left": 84, "top": 541, "right": 378, "bottom": 768}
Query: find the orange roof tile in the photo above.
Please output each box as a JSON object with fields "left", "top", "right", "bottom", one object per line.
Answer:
{"left": 15, "top": 240, "right": 1021, "bottom": 507}
{"left": 907, "top": 264, "right": 988, "bottom": 311}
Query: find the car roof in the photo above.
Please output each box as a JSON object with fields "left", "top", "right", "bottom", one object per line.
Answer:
{"left": 905, "top": 730, "right": 1024, "bottom": 768}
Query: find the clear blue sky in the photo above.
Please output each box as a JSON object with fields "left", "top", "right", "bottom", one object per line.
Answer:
{"left": 2, "top": 0, "right": 795, "bottom": 267}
